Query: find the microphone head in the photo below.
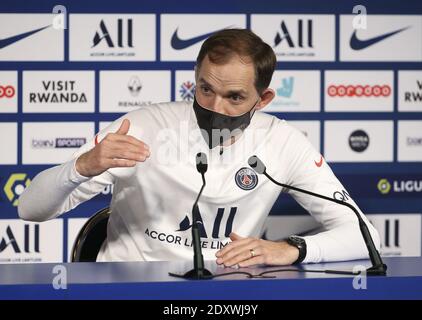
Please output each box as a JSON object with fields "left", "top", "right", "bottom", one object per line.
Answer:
{"left": 248, "top": 155, "right": 266, "bottom": 174}
{"left": 196, "top": 152, "right": 208, "bottom": 174}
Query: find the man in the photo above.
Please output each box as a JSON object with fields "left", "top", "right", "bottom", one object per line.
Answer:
{"left": 18, "top": 29, "right": 380, "bottom": 266}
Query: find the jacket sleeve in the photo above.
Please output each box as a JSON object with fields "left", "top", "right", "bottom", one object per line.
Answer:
{"left": 281, "top": 124, "right": 380, "bottom": 263}
{"left": 17, "top": 122, "right": 121, "bottom": 222}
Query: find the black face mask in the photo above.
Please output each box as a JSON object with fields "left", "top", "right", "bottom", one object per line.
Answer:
{"left": 193, "top": 96, "right": 258, "bottom": 149}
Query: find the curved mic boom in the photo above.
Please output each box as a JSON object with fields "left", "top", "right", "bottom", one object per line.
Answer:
{"left": 248, "top": 155, "right": 387, "bottom": 276}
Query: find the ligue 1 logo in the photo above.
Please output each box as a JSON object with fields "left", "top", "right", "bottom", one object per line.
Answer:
{"left": 235, "top": 167, "right": 258, "bottom": 191}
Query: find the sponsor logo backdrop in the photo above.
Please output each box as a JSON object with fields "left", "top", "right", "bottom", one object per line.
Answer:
{"left": 0, "top": 0, "right": 421, "bottom": 262}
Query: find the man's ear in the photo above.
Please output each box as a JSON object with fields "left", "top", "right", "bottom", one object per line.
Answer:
{"left": 255, "top": 88, "right": 275, "bottom": 111}
{"left": 194, "top": 65, "right": 198, "bottom": 82}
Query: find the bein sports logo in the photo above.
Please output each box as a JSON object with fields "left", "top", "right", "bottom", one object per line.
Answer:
{"left": 0, "top": 85, "right": 15, "bottom": 98}
{"left": 327, "top": 84, "right": 391, "bottom": 97}
{"left": 31, "top": 137, "right": 86, "bottom": 149}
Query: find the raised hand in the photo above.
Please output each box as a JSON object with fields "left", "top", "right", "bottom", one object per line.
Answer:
{"left": 75, "top": 119, "right": 150, "bottom": 177}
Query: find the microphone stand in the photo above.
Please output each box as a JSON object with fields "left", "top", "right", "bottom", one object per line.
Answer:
{"left": 249, "top": 156, "right": 387, "bottom": 276}
{"left": 169, "top": 153, "right": 213, "bottom": 280}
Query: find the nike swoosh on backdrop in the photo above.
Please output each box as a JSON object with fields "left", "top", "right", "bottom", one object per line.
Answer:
{"left": 0, "top": 25, "right": 51, "bottom": 49}
{"left": 350, "top": 26, "right": 410, "bottom": 50}
{"left": 171, "top": 27, "right": 225, "bottom": 50}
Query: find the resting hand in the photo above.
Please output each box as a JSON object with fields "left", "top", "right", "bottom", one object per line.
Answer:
{"left": 215, "top": 232, "right": 299, "bottom": 268}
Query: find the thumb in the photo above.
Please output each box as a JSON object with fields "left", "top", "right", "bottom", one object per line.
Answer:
{"left": 116, "top": 119, "right": 130, "bottom": 135}
{"left": 229, "top": 232, "right": 244, "bottom": 241}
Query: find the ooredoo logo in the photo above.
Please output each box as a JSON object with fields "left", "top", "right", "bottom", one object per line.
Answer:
{"left": 0, "top": 85, "right": 15, "bottom": 98}
{"left": 327, "top": 84, "right": 391, "bottom": 97}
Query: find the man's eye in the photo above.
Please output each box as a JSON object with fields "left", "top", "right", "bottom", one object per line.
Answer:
{"left": 201, "top": 86, "right": 211, "bottom": 93}
{"left": 231, "top": 94, "right": 243, "bottom": 102}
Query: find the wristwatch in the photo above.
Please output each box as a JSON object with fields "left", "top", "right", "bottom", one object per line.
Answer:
{"left": 286, "top": 235, "right": 307, "bottom": 264}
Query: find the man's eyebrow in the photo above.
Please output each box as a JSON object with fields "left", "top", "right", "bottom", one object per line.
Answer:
{"left": 226, "top": 89, "right": 248, "bottom": 96}
{"left": 198, "top": 78, "right": 248, "bottom": 96}
{"left": 198, "top": 78, "right": 212, "bottom": 87}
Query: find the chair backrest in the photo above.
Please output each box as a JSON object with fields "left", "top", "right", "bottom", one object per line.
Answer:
{"left": 71, "top": 207, "right": 110, "bottom": 262}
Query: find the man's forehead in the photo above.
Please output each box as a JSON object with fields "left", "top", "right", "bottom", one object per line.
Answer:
{"left": 198, "top": 54, "right": 254, "bottom": 73}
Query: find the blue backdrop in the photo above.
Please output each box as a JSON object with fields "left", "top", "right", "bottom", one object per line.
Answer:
{"left": 0, "top": 0, "right": 421, "bottom": 262}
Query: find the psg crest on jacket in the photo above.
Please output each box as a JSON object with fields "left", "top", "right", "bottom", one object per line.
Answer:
{"left": 235, "top": 167, "right": 258, "bottom": 190}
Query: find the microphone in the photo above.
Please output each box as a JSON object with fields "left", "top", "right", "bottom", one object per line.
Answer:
{"left": 169, "top": 152, "right": 213, "bottom": 280}
{"left": 248, "top": 155, "right": 387, "bottom": 276}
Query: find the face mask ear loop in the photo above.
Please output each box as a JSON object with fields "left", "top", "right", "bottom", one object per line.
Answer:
{"left": 210, "top": 108, "right": 216, "bottom": 149}
{"left": 247, "top": 98, "right": 260, "bottom": 125}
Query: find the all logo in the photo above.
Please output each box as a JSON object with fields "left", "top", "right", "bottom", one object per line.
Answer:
{"left": 383, "top": 219, "right": 400, "bottom": 249}
{"left": 177, "top": 207, "right": 237, "bottom": 239}
{"left": 89, "top": 18, "right": 136, "bottom": 58}
{"left": 0, "top": 224, "right": 40, "bottom": 254}
{"left": 252, "top": 14, "right": 334, "bottom": 61}
{"left": 274, "top": 20, "right": 313, "bottom": 49}
{"left": 92, "top": 19, "right": 133, "bottom": 48}
{"left": 69, "top": 14, "right": 155, "bottom": 61}
{"left": 235, "top": 167, "right": 258, "bottom": 191}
